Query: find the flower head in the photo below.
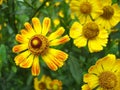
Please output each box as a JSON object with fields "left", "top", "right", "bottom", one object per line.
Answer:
{"left": 34, "top": 75, "right": 62, "bottom": 90}
{"left": 70, "top": 21, "right": 108, "bottom": 53}
{"left": 12, "top": 17, "right": 70, "bottom": 76}
{"left": 95, "top": 0, "right": 120, "bottom": 29}
{"left": 70, "top": 0, "right": 103, "bottom": 24}
{"left": 34, "top": 75, "right": 52, "bottom": 90}
{"left": 82, "top": 54, "right": 120, "bottom": 90}
{"left": 50, "top": 80, "right": 62, "bottom": 90}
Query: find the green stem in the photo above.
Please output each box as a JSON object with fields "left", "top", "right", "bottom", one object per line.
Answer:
{"left": 7, "top": 0, "right": 18, "bottom": 34}
{"left": 29, "top": 0, "right": 48, "bottom": 21}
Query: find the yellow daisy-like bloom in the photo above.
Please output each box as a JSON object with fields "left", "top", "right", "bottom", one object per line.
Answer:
{"left": 12, "top": 17, "right": 70, "bottom": 76}
{"left": 95, "top": 0, "right": 120, "bottom": 29}
{"left": 70, "top": 0, "right": 103, "bottom": 24}
{"left": 70, "top": 21, "right": 108, "bottom": 53}
{"left": 50, "top": 80, "right": 62, "bottom": 90}
{"left": 82, "top": 54, "right": 120, "bottom": 90}
{"left": 34, "top": 75, "right": 52, "bottom": 90}
{"left": 34, "top": 75, "right": 62, "bottom": 90}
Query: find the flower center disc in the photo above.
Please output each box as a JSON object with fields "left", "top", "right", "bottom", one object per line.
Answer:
{"left": 83, "top": 22, "right": 99, "bottom": 39}
{"left": 101, "top": 6, "right": 114, "bottom": 20}
{"left": 80, "top": 2, "right": 92, "bottom": 14}
{"left": 38, "top": 82, "right": 46, "bottom": 89}
{"left": 99, "top": 71, "right": 117, "bottom": 89}
{"left": 28, "top": 34, "right": 49, "bottom": 55}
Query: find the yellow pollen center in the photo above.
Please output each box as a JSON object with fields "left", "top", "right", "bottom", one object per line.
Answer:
{"left": 101, "top": 6, "right": 114, "bottom": 20}
{"left": 32, "top": 40, "right": 39, "bottom": 46}
{"left": 38, "top": 82, "right": 46, "bottom": 89}
{"left": 28, "top": 34, "right": 49, "bottom": 55}
{"left": 83, "top": 22, "right": 99, "bottom": 39}
{"left": 99, "top": 71, "right": 117, "bottom": 89}
{"left": 80, "top": 2, "right": 92, "bottom": 14}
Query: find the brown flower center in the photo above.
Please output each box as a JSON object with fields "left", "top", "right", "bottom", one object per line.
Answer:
{"left": 38, "top": 82, "right": 46, "bottom": 89}
{"left": 101, "top": 6, "right": 114, "bottom": 20}
{"left": 28, "top": 34, "right": 49, "bottom": 55}
{"left": 80, "top": 2, "right": 92, "bottom": 14}
{"left": 99, "top": 71, "right": 117, "bottom": 89}
{"left": 83, "top": 22, "right": 99, "bottom": 39}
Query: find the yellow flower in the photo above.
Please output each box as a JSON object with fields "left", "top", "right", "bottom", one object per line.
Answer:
{"left": 39, "top": 0, "right": 43, "bottom": 3}
{"left": 0, "top": 0, "right": 3, "bottom": 5}
{"left": 82, "top": 84, "right": 91, "bottom": 90}
{"left": 53, "top": 18, "right": 60, "bottom": 27}
{"left": 12, "top": 17, "right": 70, "bottom": 76}
{"left": 70, "top": 0, "right": 103, "bottom": 24}
{"left": 70, "top": 21, "right": 108, "bottom": 53}
{"left": 34, "top": 75, "right": 62, "bottom": 90}
{"left": 65, "top": 0, "right": 70, "bottom": 4}
{"left": 54, "top": 2, "right": 61, "bottom": 7}
{"left": 50, "top": 80, "right": 62, "bottom": 90}
{"left": 58, "top": 10, "right": 64, "bottom": 18}
{"left": 95, "top": 0, "right": 120, "bottom": 29}
{"left": 82, "top": 54, "right": 120, "bottom": 90}
{"left": 46, "top": 2, "right": 50, "bottom": 7}
{"left": 34, "top": 75, "right": 52, "bottom": 90}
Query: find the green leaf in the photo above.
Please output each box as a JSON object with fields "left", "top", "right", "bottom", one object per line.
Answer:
{"left": 68, "top": 54, "right": 82, "bottom": 84}
{"left": 0, "top": 44, "right": 7, "bottom": 62}
{"left": 112, "top": 0, "right": 117, "bottom": 4}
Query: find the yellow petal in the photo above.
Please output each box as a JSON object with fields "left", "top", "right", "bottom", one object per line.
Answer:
{"left": 81, "top": 84, "right": 92, "bottom": 90}
{"left": 43, "top": 52, "right": 63, "bottom": 68}
{"left": 84, "top": 74, "right": 99, "bottom": 89}
{"left": 14, "top": 50, "right": 30, "bottom": 65}
{"left": 42, "top": 17, "right": 51, "bottom": 36}
{"left": 24, "top": 22, "right": 35, "bottom": 34}
{"left": 42, "top": 54, "right": 58, "bottom": 71}
{"left": 95, "top": 38, "right": 108, "bottom": 47}
{"left": 12, "top": 44, "right": 28, "bottom": 53}
{"left": 101, "top": 0, "right": 112, "bottom": 6}
{"left": 34, "top": 78, "right": 40, "bottom": 90}
{"left": 88, "top": 65, "right": 100, "bottom": 75}
{"left": 69, "top": 22, "right": 82, "bottom": 39}
{"left": 32, "top": 56, "right": 40, "bottom": 76}
{"left": 49, "top": 35, "right": 70, "bottom": 46}
{"left": 96, "top": 54, "right": 116, "bottom": 71}
{"left": 74, "top": 36, "right": 87, "bottom": 48}
{"left": 32, "top": 17, "right": 42, "bottom": 34}
{"left": 48, "top": 27, "right": 65, "bottom": 41}
{"left": 112, "top": 59, "right": 120, "bottom": 73}
{"left": 78, "top": 15, "right": 87, "bottom": 25}
{"left": 19, "top": 54, "right": 34, "bottom": 68}
{"left": 20, "top": 29, "right": 33, "bottom": 38}
{"left": 98, "top": 29, "right": 108, "bottom": 39}
{"left": 42, "top": 48, "right": 68, "bottom": 70}
{"left": 15, "top": 34, "right": 29, "bottom": 43}
{"left": 88, "top": 39, "right": 103, "bottom": 53}
{"left": 45, "top": 76, "right": 52, "bottom": 89}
